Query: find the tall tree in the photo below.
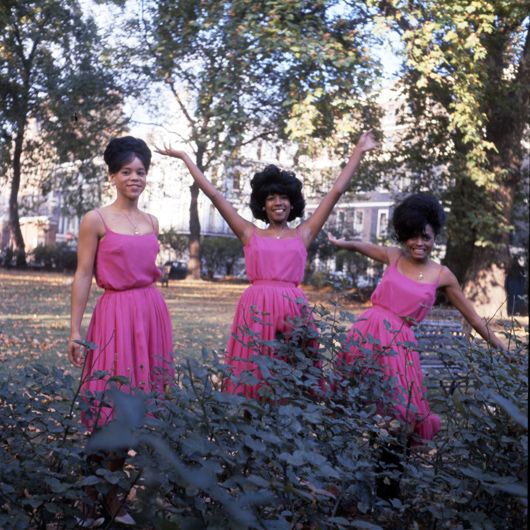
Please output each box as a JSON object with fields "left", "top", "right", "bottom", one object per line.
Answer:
{"left": 0, "top": 0, "right": 128, "bottom": 266}
{"left": 141, "top": 0, "right": 382, "bottom": 278}
{"left": 373, "top": 0, "right": 530, "bottom": 316}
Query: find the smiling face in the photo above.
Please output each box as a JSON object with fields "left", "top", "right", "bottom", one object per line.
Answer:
{"left": 110, "top": 156, "right": 147, "bottom": 201}
{"left": 404, "top": 223, "right": 435, "bottom": 261}
{"left": 264, "top": 193, "right": 291, "bottom": 224}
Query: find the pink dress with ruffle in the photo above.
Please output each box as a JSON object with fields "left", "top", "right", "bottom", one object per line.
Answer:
{"left": 225, "top": 231, "right": 314, "bottom": 397}
{"left": 80, "top": 213, "right": 174, "bottom": 427}
{"left": 339, "top": 259, "right": 441, "bottom": 442}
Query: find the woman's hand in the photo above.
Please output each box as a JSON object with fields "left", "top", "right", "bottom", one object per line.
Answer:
{"left": 356, "top": 130, "right": 379, "bottom": 153}
{"left": 327, "top": 232, "right": 345, "bottom": 247}
{"left": 68, "top": 333, "right": 85, "bottom": 367}
{"left": 154, "top": 144, "right": 189, "bottom": 160}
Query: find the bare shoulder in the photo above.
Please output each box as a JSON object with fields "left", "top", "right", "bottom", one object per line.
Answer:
{"left": 146, "top": 212, "right": 160, "bottom": 233}
{"left": 76, "top": 210, "right": 105, "bottom": 242}
{"left": 438, "top": 265, "right": 458, "bottom": 288}
{"left": 386, "top": 246, "right": 402, "bottom": 264}
{"left": 81, "top": 209, "right": 104, "bottom": 232}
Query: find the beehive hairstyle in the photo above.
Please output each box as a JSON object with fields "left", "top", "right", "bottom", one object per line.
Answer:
{"left": 249, "top": 164, "right": 305, "bottom": 223}
{"left": 392, "top": 193, "right": 446, "bottom": 242}
{"left": 103, "top": 136, "right": 152, "bottom": 174}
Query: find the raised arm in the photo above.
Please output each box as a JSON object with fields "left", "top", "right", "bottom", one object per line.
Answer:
{"left": 327, "top": 232, "right": 394, "bottom": 264}
{"left": 440, "top": 267, "right": 506, "bottom": 350}
{"left": 155, "top": 147, "right": 254, "bottom": 243}
{"left": 298, "top": 131, "right": 379, "bottom": 247}
{"left": 68, "top": 211, "right": 101, "bottom": 367}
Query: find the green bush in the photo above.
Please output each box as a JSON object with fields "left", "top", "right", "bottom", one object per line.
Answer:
{"left": 201, "top": 236, "right": 243, "bottom": 279}
{"left": 0, "top": 306, "right": 527, "bottom": 529}
{"left": 30, "top": 243, "right": 77, "bottom": 271}
{"left": 305, "top": 270, "right": 330, "bottom": 288}
{"left": 0, "top": 247, "right": 15, "bottom": 268}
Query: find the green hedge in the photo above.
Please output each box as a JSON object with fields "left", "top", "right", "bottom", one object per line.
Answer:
{"left": 30, "top": 243, "right": 77, "bottom": 271}
{"left": 0, "top": 305, "right": 527, "bottom": 529}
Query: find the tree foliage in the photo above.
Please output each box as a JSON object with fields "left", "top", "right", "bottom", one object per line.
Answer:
{"left": 372, "top": 0, "right": 530, "bottom": 315}
{"left": 0, "top": 0, "right": 130, "bottom": 266}
{"left": 158, "top": 227, "right": 189, "bottom": 261}
{"left": 140, "top": 0, "right": 383, "bottom": 277}
{"left": 201, "top": 235, "right": 243, "bottom": 279}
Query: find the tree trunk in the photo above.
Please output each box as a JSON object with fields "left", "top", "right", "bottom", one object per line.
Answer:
{"left": 8, "top": 124, "right": 27, "bottom": 268}
{"left": 186, "top": 144, "right": 208, "bottom": 279}
{"left": 443, "top": 177, "right": 479, "bottom": 284}
{"left": 444, "top": 20, "right": 529, "bottom": 319}
{"left": 187, "top": 181, "right": 201, "bottom": 279}
{"left": 444, "top": 160, "right": 517, "bottom": 321}
{"left": 462, "top": 248, "right": 510, "bottom": 319}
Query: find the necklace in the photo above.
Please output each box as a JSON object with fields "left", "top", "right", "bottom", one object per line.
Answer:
{"left": 273, "top": 224, "right": 287, "bottom": 239}
{"left": 418, "top": 271, "right": 424, "bottom": 281}
{"left": 122, "top": 211, "right": 140, "bottom": 235}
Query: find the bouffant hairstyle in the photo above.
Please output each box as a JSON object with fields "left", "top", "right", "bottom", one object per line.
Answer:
{"left": 249, "top": 164, "right": 305, "bottom": 223}
{"left": 392, "top": 193, "right": 446, "bottom": 243}
{"left": 103, "top": 136, "right": 152, "bottom": 174}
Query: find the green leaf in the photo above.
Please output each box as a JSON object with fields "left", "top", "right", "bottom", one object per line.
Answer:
{"left": 485, "top": 390, "right": 528, "bottom": 429}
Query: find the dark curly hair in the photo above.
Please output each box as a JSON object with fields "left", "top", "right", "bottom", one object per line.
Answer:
{"left": 103, "top": 136, "right": 152, "bottom": 174}
{"left": 392, "top": 193, "right": 446, "bottom": 242}
{"left": 249, "top": 164, "right": 305, "bottom": 223}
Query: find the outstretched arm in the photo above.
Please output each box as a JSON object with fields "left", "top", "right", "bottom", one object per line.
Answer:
{"left": 155, "top": 147, "right": 254, "bottom": 243}
{"left": 440, "top": 267, "right": 506, "bottom": 350}
{"left": 298, "top": 131, "right": 379, "bottom": 247}
{"left": 327, "top": 232, "right": 394, "bottom": 264}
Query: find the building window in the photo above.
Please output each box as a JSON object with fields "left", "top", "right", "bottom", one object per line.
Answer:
{"left": 337, "top": 211, "right": 345, "bottom": 230}
{"left": 353, "top": 210, "right": 364, "bottom": 234}
{"left": 377, "top": 209, "right": 389, "bottom": 238}
{"left": 208, "top": 204, "right": 216, "bottom": 229}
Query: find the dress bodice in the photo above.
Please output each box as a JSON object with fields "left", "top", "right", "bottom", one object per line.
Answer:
{"left": 371, "top": 262, "right": 438, "bottom": 325}
{"left": 94, "top": 230, "right": 161, "bottom": 290}
{"left": 244, "top": 232, "right": 307, "bottom": 285}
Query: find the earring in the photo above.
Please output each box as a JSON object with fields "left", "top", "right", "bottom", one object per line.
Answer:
{"left": 262, "top": 206, "right": 265, "bottom": 211}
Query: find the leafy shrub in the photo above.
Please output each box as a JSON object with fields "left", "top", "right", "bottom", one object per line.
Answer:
{"left": 0, "top": 306, "right": 527, "bottom": 529}
{"left": 201, "top": 236, "right": 243, "bottom": 279}
{"left": 158, "top": 227, "right": 189, "bottom": 262}
{"left": 305, "top": 270, "right": 330, "bottom": 288}
{"left": 0, "top": 247, "right": 15, "bottom": 268}
{"left": 30, "top": 243, "right": 77, "bottom": 271}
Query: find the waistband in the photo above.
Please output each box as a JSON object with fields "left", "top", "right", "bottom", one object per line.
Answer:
{"left": 251, "top": 279, "right": 298, "bottom": 288}
{"left": 103, "top": 283, "right": 156, "bottom": 294}
{"left": 371, "top": 304, "right": 414, "bottom": 327}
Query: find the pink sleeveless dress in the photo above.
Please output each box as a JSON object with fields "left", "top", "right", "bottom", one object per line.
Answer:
{"left": 339, "top": 259, "right": 441, "bottom": 442}
{"left": 225, "top": 231, "right": 314, "bottom": 397}
{"left": 80, "top": 212, "right": 174, "bottom": 427}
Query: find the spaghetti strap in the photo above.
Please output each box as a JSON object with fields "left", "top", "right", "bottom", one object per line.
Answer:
{"left": 147, "top": 213, "right": 156, "bottom": 232}
{"left": 95, "top": 209, "right": 108, "bottom": 231}
{"left": 436, "top": 264, "right": 445, "bottom": 285}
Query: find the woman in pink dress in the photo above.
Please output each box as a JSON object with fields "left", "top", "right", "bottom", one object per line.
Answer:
{"left": 156, "top": 131, "right": 378, "bottom": 397}
{"left": 69, "top": 136, "right": 173, "bottom": 526}
{"left": 328, "top": 193, "right": 505, "bottom": 498}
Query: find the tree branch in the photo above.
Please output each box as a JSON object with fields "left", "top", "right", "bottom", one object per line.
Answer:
{"left": 165, "top": 79, "right": 198, "bottom": 132}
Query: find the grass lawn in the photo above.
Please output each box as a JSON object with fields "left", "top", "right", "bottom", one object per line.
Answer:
{"left": 0, "top": 270, "right": 367, "bottom": 374}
